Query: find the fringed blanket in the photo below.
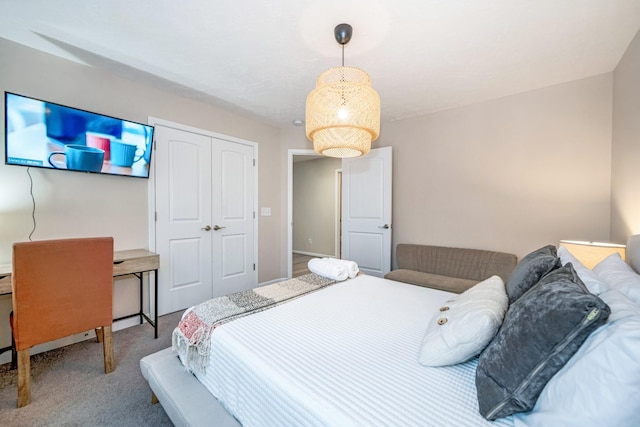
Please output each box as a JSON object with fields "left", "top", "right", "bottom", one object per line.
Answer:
{"left": 172, "top": 272, "right": 336, "bottom": 375}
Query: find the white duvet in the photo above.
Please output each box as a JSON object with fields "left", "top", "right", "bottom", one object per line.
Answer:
{"left": 188, "top": 275, "right": 514, "bottom": 427}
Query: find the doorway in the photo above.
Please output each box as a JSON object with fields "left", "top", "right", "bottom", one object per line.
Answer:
{"left": 287, "top": 149, "right": 342, "bottom": 278}
{"left": 288, "top": 147, "right": 393, "bottom": 279}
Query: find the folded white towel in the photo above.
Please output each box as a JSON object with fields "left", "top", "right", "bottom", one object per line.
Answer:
{"left": 308, "top": 258, "right": 348, "bottom": 281}
{"left": 323, "top": 258, "right": 359, "bottom": 279}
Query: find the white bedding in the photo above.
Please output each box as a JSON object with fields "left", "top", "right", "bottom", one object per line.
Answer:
{"left": 187, "top": 275, "right": 514, "bottom": 427}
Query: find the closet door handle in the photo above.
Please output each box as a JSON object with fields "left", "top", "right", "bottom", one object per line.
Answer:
{"left": 201, "top": 225, "right": 212, "bottom": 231}
{"left": 378, "top": 224, "right": 390, "bottom": 229}
{"left": 213, "top": 225, "right": 226, "bottom": 231}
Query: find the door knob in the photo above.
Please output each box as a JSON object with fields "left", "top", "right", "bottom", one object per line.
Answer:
{"left": 213, "top": 225, "right": 226, "bottom": 231}
{"left": 378, "top": 224, "right": 390, "bottom": 229}
{"left": 201, "top": 225, "right": 212, "bottom": 231}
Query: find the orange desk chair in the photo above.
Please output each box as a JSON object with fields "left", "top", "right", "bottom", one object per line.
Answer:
{"left": 10, "top": 237, "right": 115, "bottom": 407}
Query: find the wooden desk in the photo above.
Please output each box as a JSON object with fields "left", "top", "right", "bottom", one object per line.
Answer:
{"left": 0, "top": 264, "right": 10, "bottom": 295}
{"left": 112, "top": 249, "right": 160, "bottom": 339}
{"left": 0, "top": 249, "right": 159, "bottom": 337}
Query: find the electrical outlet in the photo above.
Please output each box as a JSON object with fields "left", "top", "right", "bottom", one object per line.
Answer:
{"left": 308, "top": 238, "right": 312, "bottom": 245}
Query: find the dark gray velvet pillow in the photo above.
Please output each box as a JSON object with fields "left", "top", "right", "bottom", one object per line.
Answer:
{"left": 505, "top": 245, "right": 560, "bottom": 304}
{"left": 476, "top": 263, "right": 610, "bottom": 420}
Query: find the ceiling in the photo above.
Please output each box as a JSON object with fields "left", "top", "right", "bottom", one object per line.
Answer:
{"left": 2, "top": 0, "right": 640, "bottom": 129}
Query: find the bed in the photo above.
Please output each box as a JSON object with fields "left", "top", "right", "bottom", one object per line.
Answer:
{"left": 140, "top": 236, "right": 640, "bottom": 427}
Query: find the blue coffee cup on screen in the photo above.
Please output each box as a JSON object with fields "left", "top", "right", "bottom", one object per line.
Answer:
{"left": 110, "top": 139, "right": 144, "bottom": 167}
{"left": 48, "top": 144, "right": 105, "bottom": 172}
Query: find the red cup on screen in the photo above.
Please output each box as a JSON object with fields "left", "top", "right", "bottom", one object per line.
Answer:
{"left": 85, "top": 132, "right": 112, "bottom": 160}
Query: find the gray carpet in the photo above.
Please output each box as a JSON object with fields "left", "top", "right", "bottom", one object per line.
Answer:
{"left": 0, "top": 311, "right": 183, "bottom": 426}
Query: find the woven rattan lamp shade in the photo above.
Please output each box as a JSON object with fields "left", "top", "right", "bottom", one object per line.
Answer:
{"left": 305, "top": 66, "right": 380, "bottom": 158}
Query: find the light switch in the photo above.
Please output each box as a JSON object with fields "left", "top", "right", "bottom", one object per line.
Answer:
{"left": 261, "top": 207, "right": 271, "bottom": 216}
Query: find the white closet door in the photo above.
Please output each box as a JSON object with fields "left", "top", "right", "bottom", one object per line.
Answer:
{"left": 211, "top": 138, "right": 256, "bottom": 297}
{"left": 155, "top": 125, "right": 213, "bottom": 315}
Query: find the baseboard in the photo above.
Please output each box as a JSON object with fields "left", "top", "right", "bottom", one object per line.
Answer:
{"left": 293, "top": 250, "right": 335, "bottom": 258}
{"left": 113, "top": 316, "right": 148, "bottom": 332}
{"left": 0, "top": 315, "right": 150, "bottom": 365}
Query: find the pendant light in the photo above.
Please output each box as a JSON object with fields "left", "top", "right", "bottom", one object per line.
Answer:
{"left": 305, "top": 24, "right": 381, "bottom": 158}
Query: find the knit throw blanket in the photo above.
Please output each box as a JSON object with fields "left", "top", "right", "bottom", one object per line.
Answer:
{"left": 172, "top": 272, "right": 336, "bottom": 375}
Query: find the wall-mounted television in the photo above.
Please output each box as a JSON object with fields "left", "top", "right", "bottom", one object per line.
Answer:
{"left": 4, "top": 92, "right": 154, "bottom": 179}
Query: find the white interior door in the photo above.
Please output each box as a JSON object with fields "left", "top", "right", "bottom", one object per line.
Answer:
{"left": 211, "top": 138, "right": 256, "bottom": 297}
{"left": 155, "top": 125, "right": 213, "bottom": 315}
{"left": 341, "top": 147, "right": 392, "bottom": 277}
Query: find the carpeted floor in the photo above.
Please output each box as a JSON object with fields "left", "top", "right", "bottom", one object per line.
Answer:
{"left": 0, "top": 311, "right": 183, "bottom": 426}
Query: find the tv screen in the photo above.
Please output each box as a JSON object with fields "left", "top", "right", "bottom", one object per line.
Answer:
{"left": 4, "top": 92, "right": 154, "bottom": 178}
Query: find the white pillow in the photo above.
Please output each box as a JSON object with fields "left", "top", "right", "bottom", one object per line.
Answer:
{"left": 512, "top": 288, "right": 640, "bottom": 427}
{"left": 557, "top": 245, "right": 609, "bottom": 295}
{"left": 418, "top": 275, "right": 507, "bottom": 367}
{"left": 593, "top": 253, "right": 640, "bottom": 305}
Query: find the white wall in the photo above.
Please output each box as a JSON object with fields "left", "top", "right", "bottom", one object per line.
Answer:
{"left": 282, "top": 74, "right": 614, "bottom": 264}
{"left": 379, "top": 74, "right": 614, "bottom": 260}
{"left": 0, "top": 37, "right": 285, "bottom": 358}
{"left": 611, "top": 29, "right": 640, "bottom": 242}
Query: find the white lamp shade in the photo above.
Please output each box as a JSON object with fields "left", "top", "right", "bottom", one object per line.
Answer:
{"left": 558, "top": 240, "right": 626, "bottom": 269}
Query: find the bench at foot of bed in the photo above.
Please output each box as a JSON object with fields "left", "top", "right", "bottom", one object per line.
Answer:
{"left": 140, "top": 347, "right": 241, "bottom": 427}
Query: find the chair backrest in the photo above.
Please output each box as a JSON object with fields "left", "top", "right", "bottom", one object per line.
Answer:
{"left": 11, "top": 237, "right": 114, "bottom": 351}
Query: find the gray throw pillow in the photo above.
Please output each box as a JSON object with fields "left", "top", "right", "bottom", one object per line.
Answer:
{"left": 476, "top": 263, "right": 610, "bottom": 420}
{"left": 505, "top": 245, "right": 560, "bottom": 304}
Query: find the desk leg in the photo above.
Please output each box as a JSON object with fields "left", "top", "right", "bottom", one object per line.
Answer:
{"left": 154, "top": 269, "right": 158, "bottom": 339}
{"left": 112, "top": 271, "right": 158, "bottom": 338}
{"left": 139, "top": 273, "right": 144, "bottom": 326}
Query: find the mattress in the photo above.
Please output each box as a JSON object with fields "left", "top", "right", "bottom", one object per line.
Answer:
{"left": 186, "top": 275, "right": 515, "bottom": 427}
